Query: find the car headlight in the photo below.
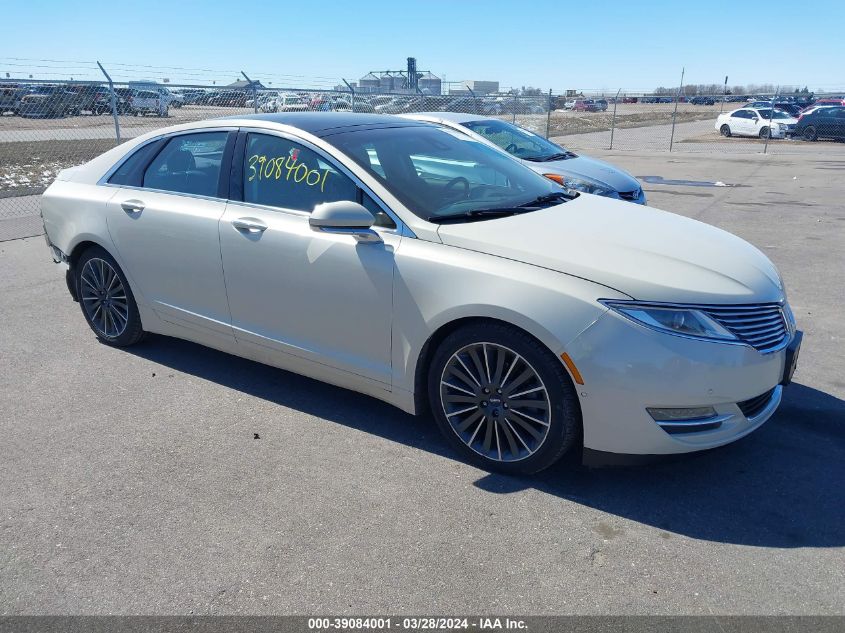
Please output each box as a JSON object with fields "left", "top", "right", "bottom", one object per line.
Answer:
{"left": 564, "top": 177, "right": 613, "bottom": 196}
{"left": 543, "top": 173, "right": 613, "bottom": 196}
{"left": 600, "top": 301, "right": 738, "bottom": 342}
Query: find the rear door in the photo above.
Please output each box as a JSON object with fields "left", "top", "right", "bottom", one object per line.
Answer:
{"left": 818, "top": 107, "right": 841, "bottom": 138}
{"left": 104, "top": 129, "right": 237, "bottom": 341}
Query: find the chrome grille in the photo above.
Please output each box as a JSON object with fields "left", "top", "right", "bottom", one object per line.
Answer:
{"left": 702, "top": 304, "right": 788, "bottom": 352}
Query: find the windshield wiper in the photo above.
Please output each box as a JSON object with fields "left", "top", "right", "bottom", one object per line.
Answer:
{"left": 429, "top": 208, "right": 533, "bottom": 224}
{"left": 518, "top": 191, "right": 574, "bottom": 207}
{"left": 525, "top": 152, "right": 574, "bottom": 162}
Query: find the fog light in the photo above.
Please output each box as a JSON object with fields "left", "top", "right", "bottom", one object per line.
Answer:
{"left": 647, "top": 406, "right": 717, "bottom": 422}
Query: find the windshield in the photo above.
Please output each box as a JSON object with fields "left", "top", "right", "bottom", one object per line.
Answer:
{"left": 328, "top": 125, "right": 569, "bottom": 222}
{"left": 756, "top": 109, "right": 792, "bottom": 119}
{"left": 462, "top": 119, "right": 573, "bottom": 161}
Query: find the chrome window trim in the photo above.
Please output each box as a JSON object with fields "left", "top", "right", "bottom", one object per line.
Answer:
{"left": 97, "top": 126, "right": 239, "bottom": 187}
{"left": 237, "top": 126, "right": 412, "bottom": 238}
{"left": 599, "top": 299, "right": 792, "bottom": 354}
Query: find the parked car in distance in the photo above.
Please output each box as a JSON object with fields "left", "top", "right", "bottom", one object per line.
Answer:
{"left": 812, "top": 97, "right": 845, "bottom": 107}
{"left": 177, "top": 89, "right": 208, "bottom": 105}
{"left": 261, "top": 93, "right": 309, "bottom": 113}
{"left": 569, "top": 99, "right": 599, "bottom": 112}
{"left": 0, "top": 83, "right": 24, "bottom": 114}
{"left": 716, "top": 108, "right": 797, "bottom": 139}
{"left": 689, "top": 96, "right": 716, "bottom": 105}
{"left": 206, "top": 90, "right": 249, "bottom": 107}
{"left": 401, "top": 112, "right": 646, "bottom": 204}
{"left": 130, "top": 90, "right": 167, "bottom": 117}
{"left": 593, "top": 99, "right": 609, "bottom": 111}
{"left": 91, "top": 87, "right": 131, "bottom": 115}
{"left": 794, "top": 106, "right": 845, "bottom": 141}
{"left": 17, "top": 85, "right": 78, "bottom": 118}
{"left": 622, "top": 97, "right": 638, "bottom": 104}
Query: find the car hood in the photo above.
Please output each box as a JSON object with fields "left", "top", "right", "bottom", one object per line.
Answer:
{"left": 525, "top": 155, "right": 641, "bottom": 193}
{"left": 436, "top": 195, "right": 783, "bottom": 304}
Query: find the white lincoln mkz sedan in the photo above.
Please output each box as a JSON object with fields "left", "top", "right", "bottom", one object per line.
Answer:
{"left": 41, "top": 113, "right": 802, "bottom": 473}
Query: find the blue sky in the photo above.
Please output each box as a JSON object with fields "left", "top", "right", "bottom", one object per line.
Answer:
{"left": 2, "top": 0, "right": 843, "bottom": 92}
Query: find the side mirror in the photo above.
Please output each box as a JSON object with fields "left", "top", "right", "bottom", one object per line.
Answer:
{"left": 309, "top": 200, "right": 381, "bottom": 243}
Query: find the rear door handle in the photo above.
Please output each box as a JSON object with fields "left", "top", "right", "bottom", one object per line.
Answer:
{"left": 232, "top": 217, "right": 268, "bottom": 233}
{"left": 121, "top": 200, "right": 145, "bottom": 214}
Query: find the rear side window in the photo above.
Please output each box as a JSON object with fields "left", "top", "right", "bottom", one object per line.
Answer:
{"left": 143, "top": 132, "right": 228, "bottom": 197}
{"left": 107, "top": 140, "right": 164, "bottom": 186}
{"left": 242, "top": 133, "right": 357, "bottom": 212}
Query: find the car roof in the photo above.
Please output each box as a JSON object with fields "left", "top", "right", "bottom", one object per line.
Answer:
{"left": 402, "top": 111, "right": 484, "bottom": 124}
{"left": 223, "top": 112, "right": 429, "bottom": 137}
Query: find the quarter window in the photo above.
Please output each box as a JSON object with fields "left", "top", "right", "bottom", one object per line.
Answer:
{"left": 142, "top": 132, "right": 228, "bottom": 197}
{"left": 108, "top": 140, "right": 164, "bottom": 186}
{"left": 243, "top": 133, "right": 357, "bottom": 212}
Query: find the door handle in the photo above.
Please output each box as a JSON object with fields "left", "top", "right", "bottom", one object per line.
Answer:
{"left": 121, "top": 200, "right": 145, "bottom": 214}
{"left": 232, "top": 217, "right": 268, "bottom": 233}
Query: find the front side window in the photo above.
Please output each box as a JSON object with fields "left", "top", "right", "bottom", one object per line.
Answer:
{"left": 756, "top": 109, "right": 791, "bottom": 120}
{"left": 143, "top": 131, "right": 228, "bottom": 197}
{"left": 243, "top": 133, "right": 357, "bottom": 212}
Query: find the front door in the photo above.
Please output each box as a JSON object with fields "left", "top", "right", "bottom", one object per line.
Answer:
{"left": 219, "top": 131, "right": 398, "bottom": 386}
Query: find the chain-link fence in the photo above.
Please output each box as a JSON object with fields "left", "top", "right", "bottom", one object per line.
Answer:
{"left": 2, "top": 76, "right": 844, "bottom": 241}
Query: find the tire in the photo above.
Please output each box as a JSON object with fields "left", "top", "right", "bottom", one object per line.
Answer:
{"left": 720, "top": 124, "right": 731, "bottom": 137}
{"left": 802, "top": 126, "right": 817, "bottom": 141}
{"left": 75, "top": 246, "right": 144, "bottom": 347}
{"left": 759, "top": 126, "right": 771, "bottom": 139}
{"left": 427, "top": 322, "right": 581, "bottom": 475}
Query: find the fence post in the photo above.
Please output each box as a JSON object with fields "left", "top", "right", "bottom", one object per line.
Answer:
{"left": 763, "top": 87, "right": 777, "bottom": 155}
{"left": 342, "top": 79, "right": 356, "bottom": 112}
{"left": 466, "top": 86, "right": 479, "bottom": 115}
{"left": 512, "top": 92, "right": 517, "bottom": 123}
{"left": 669, "top": 67, "right": 685, "bottom": 152}
{"left": 609, "top": 88, "right": 621, "bottom": 149}
{"left": 96, "top": 61, "right": 120, "bottom": 145}
{"left": 545, "top": 89, "right": 553, "bottom": 138}
{"left": 241, "top": 71, "right": 257, "bottom": 113}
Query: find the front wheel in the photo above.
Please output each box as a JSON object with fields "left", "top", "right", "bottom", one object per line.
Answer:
{"left": 428, "top": 323, "right": 581, "bottom": 474}
{"left": 76, "top": 246, "right": 144, "bottom": 347}
{"left": 759, "top": 126, "right": 771, "bottom": 139}
{"left": 720, "top": 124, "right": 731, "bottom": 137}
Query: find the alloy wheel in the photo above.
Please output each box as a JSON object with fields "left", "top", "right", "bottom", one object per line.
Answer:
{"left": 439, "top": 342, "right": 551, "bottom": 463}
{"left": 80, "top": 257, "right": 129, "bottom": 338}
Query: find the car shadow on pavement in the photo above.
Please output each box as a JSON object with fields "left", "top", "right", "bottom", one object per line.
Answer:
{"left": 128, "top": 335, "right": 844, "bottom": 549}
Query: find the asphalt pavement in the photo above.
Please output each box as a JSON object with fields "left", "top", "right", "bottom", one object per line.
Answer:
{"left": 0, "top": 150, "right": 843, "bottom": 615}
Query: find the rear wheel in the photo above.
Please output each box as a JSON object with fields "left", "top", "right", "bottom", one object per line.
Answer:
{"left": 428, "top": 322, "right": 581, "bottom": 474}
{"left": 720, "top": 124, "right": 731, "bottom": 137}
{"left": 802, "top": 126, "right": 817, "bottom": 141}
{"left": 76, "top": 246, "right": 144, "bottom": 347}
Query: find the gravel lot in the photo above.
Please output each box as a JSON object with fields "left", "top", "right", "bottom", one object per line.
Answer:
{"left": 0, "top": 149, "right": 843, "bottom": 615}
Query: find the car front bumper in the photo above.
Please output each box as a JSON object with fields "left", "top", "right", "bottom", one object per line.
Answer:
{"left": 564, "top": 310, "right": 799, "bottom": 456}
